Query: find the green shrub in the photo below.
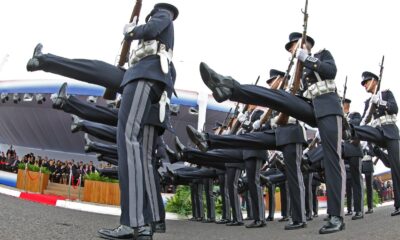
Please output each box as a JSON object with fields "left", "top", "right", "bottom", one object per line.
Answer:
{"left": 84, "top": 172, "right": 119, "bottom": 183}
{"left": 166, "top": 185, "right": 224, "bottom": 217}
{"left": 165, "top": 185, "right": 192, "bottom": 216}
{"left": 215, "top": 195, "right": 223, "bottom": 216}
{"left": 17, "top": 163, "right": 51, "bottom": 174}
{"left": 18, "top": 163, "right": 26, "bottom": 170}
{"left": 364, "top": 189, "right": 380, "bottom": 207}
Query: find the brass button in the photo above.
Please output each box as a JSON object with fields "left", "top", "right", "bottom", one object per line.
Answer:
{"left": 313, "top": 64, "right": 317, "bottom": 68}
{"left": 306, "top": 77, "right": 310, "bottom": 80}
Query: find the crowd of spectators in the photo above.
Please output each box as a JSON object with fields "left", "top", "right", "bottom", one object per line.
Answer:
{"left": 373, "top": 176, "right": 394, "bottom": 203}
{"left": 0, "top": 148, "right": 20, "bottom": 173}
{"left": 0, "top": 146, "right": 112, "bottom": 186}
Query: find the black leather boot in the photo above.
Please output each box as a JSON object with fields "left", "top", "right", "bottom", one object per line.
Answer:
{"left": 391, "top": 208, "right": 400, "bottom": 216}
{"left": 186, "top": 125, "right": 209, "bottom": 152}
{"left": 52, "top": 82, "right": 68, "bottom": 109}
{"left": 215, "top": 219, "right": 230, "bottom": 224}
{"left": 278, "top": 216, "right": 290, "bottom": 222}
{"left": 152, "top": 220, "right": 166, "bottom": 233}
{"left": 98, "top": 225, "right": 134, "bottom": 239}
{"left": 319, "top": 216, "right": 345, "bottom": 234}
{"left": 136, "top": 226, "right": 153, "bottom": 240}
{"left": 199, "top": 62, "right": 236, "bottom": 103}
{"left": 245, "top": 220, "right": 266, "bottom": 228}
{"left": 26, "top": 43, "right": 43, "bottom": 71}
{"left": 345, "top": 211, "right": 353, "bottom": 216}
{"left": 165, "top": 145, "right": 179, "bottom": 164}
{"left": 365, "top": 208, "right": 374, "bottom": 214}
{"left": 225, "top": 221, "right": 244, "bottom": 226}
{"left": 284, "top": 221, "right": 307, "bottom": 230}
{"left": 351, "top": 212, "right": 363, "bottom": 220}
{"left": 71, "top": 115, "right": 83, "bottom": 133}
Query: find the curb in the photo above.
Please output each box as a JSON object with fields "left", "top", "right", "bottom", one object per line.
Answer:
{"left": 0, "top": 184, "right": 184, "bottom": 220}
{"left": 1, "top": 184, "right": 394, "bottom": 220}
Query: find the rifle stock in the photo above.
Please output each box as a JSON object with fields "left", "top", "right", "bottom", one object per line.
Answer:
{"left": 217, "top": 107, "right": 232, "bottom": 134}
{"left": 103, "top": 0, "right": 143, "bottom": 100}
{"left": 256, "top": 78, "right": 284, "bottom": 128}
{"left": 226, "top": 76, "right": 261, "bottom": 134}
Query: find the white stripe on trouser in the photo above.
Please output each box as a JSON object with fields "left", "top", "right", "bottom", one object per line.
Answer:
{"left": 358, "top": 160, "right": 364, "bottom": 213}
{"left": 233, "top": 169, "right": 243, "bottom": 221}
{"left": 142, "top": 125, "right": 160, "bottom": 221}
{"left": 296, "top": 144, "right": 306, "bottom": 222}
{"left": 125, "top": 81, "right": 153, "bottom": 227}
{"left": 224, "top": 174, "right": 231, "bottom": 220}
{"left": 198, "top": 184, "right": 204, "bottom": 218}
{"left": 255, "top": 159, "right": 265, "bottom": 221}
{"left": 337, "top": 116, "right": 346, "bottom": 217}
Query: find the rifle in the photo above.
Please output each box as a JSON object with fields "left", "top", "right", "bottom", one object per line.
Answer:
{"left": 361, "top": 55, "right": 385, "bottom": 125}
{"left": 253, "top": 77, "right": 285, "bottom": 130}
{"left": 225, "top": 102, "right": 241, "bottom": 130}
{"left": 302, "top": 135, "right": 319, "bottom": 155}
{"left": 103, "top": 0, "right": 143, "bottom": 100}
{"left": 229, "top": 76, "right": 260, "bottom": 134}
{"left": 217, "top": 107, "right": 233, "bottom": 134}
{"left": 276, "top": 0, "right": 309, "bottom": 125}
{"left": 342, "top": 76, "right": 348, "bottom": 104}
{"left": 341, "top": 75, "right": 353, "bottom": 140}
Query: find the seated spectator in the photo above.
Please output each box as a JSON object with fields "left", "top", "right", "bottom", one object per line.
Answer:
{"left": 87, "top": 161, "right": 96, "bottom": 174}
{"left": 4, "top": 155, "right": 20, "bottom": 173}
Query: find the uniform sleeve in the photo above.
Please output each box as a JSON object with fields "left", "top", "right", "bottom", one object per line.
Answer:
{"left": 380, "top": 90, "right": 398, "bottom": 114}
{"left": 127, "top": 10, "right": 172, "bottom": 40}
{"left": 303, "top": 50, "right": 337, "bottom": 79}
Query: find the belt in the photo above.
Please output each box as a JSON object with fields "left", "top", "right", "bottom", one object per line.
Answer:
{"left": 303, "top": 79, "right": 336, "bottom": 99}
{"left": 130, "top": 40, "right": 173, "bottom": 66}
{"left": 370, "top": 114, "right": 397, "bottom": 127}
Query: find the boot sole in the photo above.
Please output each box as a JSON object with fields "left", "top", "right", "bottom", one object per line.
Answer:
{"left": 186, "top": 126, "right": 208, "bottom": 152}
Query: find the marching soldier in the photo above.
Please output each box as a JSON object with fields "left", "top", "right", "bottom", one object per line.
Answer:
{"left": 166, "top": 140, "right": 246, "bottom": 226}
{"left": 342, "top": 98, "right": 364, "bottom": 220}
{"left": 187, "top": 68, "right": 310, "bottom": 230}
{"left": 354, "top": 71, "right": 400, "bottom": 217}
{"left": 28, "top": 3, "right": 179, "bottom": 240}
{"left": 196, "top": 32, "right": 346, "bottom": 234}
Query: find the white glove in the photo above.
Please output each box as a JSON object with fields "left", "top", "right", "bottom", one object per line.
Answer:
{"left": 252, "top": 119, "right": 261, "bottom": 130}
{"left": 237, "top": 104, "right": 245, "bottom": 113}
{"left": 237, "top": 112, "right": 247, "bottom": 123}
{"left": 296, "top": 48, "right": 309, "bottom": 62}
{"left": 370, "top": 94, "right": 380, "bottom": 104}
{"left": 123, "top": 16, "right": 137, "bottom": 35}
{"left": 270, "top": 116, "right": 278, "bottom": 129}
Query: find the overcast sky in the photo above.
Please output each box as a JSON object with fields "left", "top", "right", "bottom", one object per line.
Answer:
{"left": 0, "top": 0, "right": 397, "bottom": 173}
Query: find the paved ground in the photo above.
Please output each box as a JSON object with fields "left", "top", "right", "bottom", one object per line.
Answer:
{"left": 0, "top": 193, "right": 399, "bottom": 240}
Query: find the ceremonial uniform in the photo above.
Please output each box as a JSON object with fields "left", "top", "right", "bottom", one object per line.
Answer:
{"left": 354, "top": 72, "right": 400, "bottom": 215}
{"left": 197, "top": 32, "right": 345, "bottom": 233}
{"left": 173, "top": 147, "right": 245, "bottom": 225}
{"left": 27, "top": 5, "right": 179, "bottom": 236}
{"left": 311, "top": 173, "right": 321, "bottom": 217}
{"left": 187, "top": 68, "right": 309, "bottom": 228}
{"left": 343, "top": 110, "right": 364, "bottom": 218}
